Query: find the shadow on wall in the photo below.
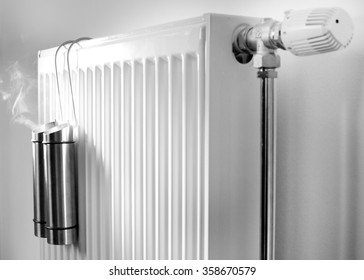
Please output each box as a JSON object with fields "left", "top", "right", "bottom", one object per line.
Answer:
{"left": 276, "top": 46, "right": 364, "bottom": 259}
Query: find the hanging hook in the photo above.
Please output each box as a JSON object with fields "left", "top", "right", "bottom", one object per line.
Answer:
{"left": 66, "top": 37, "right": 92, "bottom": 126}
{"left": 55, "top": 40, "right": 74, "bottom": 121}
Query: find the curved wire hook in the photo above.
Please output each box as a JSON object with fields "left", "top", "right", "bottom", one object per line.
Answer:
{"left": 55, "top": 40, "right": 74, "bottom": 121}
{"left": 66, "top": 37, "right": 92, "bottom": 126}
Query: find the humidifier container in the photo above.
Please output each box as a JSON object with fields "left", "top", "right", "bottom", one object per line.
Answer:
{"left": 43, "top": 123, "right": 78, "bottom": 245}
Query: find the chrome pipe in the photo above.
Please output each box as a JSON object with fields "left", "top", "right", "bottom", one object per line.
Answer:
{"left": 31, "top": 121, "right": 57, "bottom": 238}
{"left": 259, "top": 68, "right": 277, "bottom": 260}
{"left": 43, "top": 123, "right": 78, "bottom": 245}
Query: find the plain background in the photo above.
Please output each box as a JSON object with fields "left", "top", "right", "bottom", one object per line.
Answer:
{"left": 1, "top": 0, "right": 364, "bottom": 259}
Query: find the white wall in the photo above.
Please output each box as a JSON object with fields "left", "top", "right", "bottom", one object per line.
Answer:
{"left": 1, "top": 0, "right": 363, "bottom": 259}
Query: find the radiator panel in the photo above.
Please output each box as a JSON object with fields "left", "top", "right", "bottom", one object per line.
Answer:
{"left": 39, "top": 17, "right": 207, "bottom": 260}
{"left": 38, "top": 14, "right": 261, "bottom": 260}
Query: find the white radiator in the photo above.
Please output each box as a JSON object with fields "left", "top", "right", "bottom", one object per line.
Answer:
{"left": 37, "top": 14, "right": 261, "bottom": 260}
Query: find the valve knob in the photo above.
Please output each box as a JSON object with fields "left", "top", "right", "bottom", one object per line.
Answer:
{"left": 280, "top": 8, "right": 353, "bottom": 56}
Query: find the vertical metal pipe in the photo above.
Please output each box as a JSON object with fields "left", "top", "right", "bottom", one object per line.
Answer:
{"left": 258, "top": 68, "right": 277, "bottom": 260}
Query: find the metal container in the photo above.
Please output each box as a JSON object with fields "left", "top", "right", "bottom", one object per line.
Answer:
{"left": 32, "top": 121, "right": 57, "bottom": 238}
{"left": 43, "top": 123, "right": 78, "bottom": 245}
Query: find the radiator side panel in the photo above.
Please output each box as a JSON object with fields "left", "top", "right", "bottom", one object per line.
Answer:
{"left": 206, "top": 14, "right": 261, "bottom": 259}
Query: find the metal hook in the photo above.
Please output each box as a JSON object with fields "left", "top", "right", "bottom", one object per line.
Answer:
{"left": 66, "top": 37, "right": 92, "bottom": 126}
{"left": 55, "top": 40, "right": 74, "bottom": 121}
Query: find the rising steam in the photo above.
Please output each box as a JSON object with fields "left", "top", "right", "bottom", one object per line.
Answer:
{"left": 0, "top": 61, "right": 38, "bottom": 129}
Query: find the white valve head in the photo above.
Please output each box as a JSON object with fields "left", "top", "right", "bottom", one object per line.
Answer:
{"left": 280, "top": 8, "right": 353, "bottom": 56}
{"left": 233, "top": 7, "right": 354, "bottom": 65}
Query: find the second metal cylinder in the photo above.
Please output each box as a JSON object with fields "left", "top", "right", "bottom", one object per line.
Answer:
{"left": 43, "top": 123, "right": 78, "bottom": 245}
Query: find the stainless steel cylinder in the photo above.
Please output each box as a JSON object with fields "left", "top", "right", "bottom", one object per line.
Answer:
{"left": 32, "top": 121, "right": 57, "bottom": 238}
{"left": 43, "top": 123, "right": 78, "bottom": 245}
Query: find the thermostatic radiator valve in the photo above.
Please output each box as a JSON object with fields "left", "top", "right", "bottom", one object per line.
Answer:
{"left": 233, "top": 7, "right": 353, "bottom": 61}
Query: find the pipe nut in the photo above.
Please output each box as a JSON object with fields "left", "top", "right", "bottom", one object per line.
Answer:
{"left": 253, "top": 53, "right": 281, "bottom": 68}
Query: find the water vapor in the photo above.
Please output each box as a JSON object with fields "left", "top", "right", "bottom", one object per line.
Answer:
{"left": 0, "top": 61, "right": 38, "bottom": 129}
